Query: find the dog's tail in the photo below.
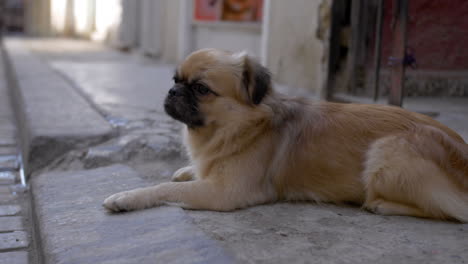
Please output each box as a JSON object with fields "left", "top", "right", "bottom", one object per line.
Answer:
{"left": 414, "top": 125, "right": 468, "bottom": 222}
{"left": 416, "top": 125, "right": 468, "bottom": 190}
{"left": 427, "top": 187, "right": 468, "bottom": 223}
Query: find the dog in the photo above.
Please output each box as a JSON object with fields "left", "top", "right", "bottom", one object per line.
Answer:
{"left": 104, "top": 49, "right": 468, "bottom": 222}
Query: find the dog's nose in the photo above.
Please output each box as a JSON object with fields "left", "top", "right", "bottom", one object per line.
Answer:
{"left": 169, "top": 86, "right": 183, "bottom": 97}
{"left": 169, "top": 87, "right": 177, "bottom": 96}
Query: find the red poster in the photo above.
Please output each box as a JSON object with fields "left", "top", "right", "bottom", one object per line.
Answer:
{"left": 194, "top": 0, "right": 263, "bottom": 22}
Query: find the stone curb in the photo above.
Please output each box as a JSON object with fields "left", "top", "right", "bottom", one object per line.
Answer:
{"left": 1, "top": 37, "right": 114, "bottom": 176}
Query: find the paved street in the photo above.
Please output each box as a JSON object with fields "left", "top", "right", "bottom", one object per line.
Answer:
{"left": 2, "top": 37, "right": 468, "bottom": 264}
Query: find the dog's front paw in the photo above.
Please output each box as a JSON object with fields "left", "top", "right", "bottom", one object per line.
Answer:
{"left": 103, "top": 190, "right": 143, "bottom": 212}
{"left": 171, "top": 166, "right": 195, "bottom": 182}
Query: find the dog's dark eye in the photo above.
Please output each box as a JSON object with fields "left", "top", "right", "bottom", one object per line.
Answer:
{"left": 194, "top": 83, "right": 210, "bottom": 95}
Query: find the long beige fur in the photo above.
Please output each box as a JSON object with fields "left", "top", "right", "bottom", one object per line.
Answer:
{"left": 103, "top": 49, "right": 468, "bottom": 222}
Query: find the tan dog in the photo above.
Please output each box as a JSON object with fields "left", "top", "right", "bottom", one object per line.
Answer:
{"left": 104, "top": 49, "right": 468, "bottom": 222}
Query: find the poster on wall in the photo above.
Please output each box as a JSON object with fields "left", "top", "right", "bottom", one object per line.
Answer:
{"left": 194, "top": 0, "right": 263, "bottom": 22}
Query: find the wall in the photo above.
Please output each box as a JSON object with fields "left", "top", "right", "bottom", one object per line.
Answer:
{"left": 115, "top": 0, "right": 140, "bottom": 48}
{"left": 25, "top": 0, "right": 51, "bottom": 36}
{"left": 263, "top": 0, "right": 329, "bottom": 96}
{"left": 189, "top": 0, "right": 263, "bottom": 58}
{"left": 162, "top": 0, "right": 262, "bottom": 63}
{"left": 138, "top": 0, "right": 189, "bottom": 62}
{"left": 22, "top": 0, "right": 331, "bottom": 95}
{"left": 192, "top": 23, "right": 261, "bottom": 57}
{"left": 160, "top": 0, "right": 183, "bottom": 63}
{"left": 376, "top": 0, "right": 468, "bottom": 96}
{"left": 24, "top": 0, "right": 263, "bottom": 63}
{"left": 49, "top": 0, "right": 95, "bottom": 38}
{"left": 381, "top": 0, "right": 468, "bottom": 71}
{"left": 72, "top": 0, "right": 95, "bottom": 37}
{"left": 93, "top": 0, "right": 121, "bottom": 43}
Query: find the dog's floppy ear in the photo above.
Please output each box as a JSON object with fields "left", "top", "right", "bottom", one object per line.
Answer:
{"left": 242, "top": 55, "right": 272, "bottom": 105}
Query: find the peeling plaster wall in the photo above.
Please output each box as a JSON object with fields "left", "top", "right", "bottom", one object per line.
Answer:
{"left": 264, "top": 0, "right": 330, "bottom": 96}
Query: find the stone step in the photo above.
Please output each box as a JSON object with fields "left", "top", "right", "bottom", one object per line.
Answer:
{"left": 2, "top": 37, "right": 114, "bottom": 175}
{"left": 32, "top": 164, "right": 234, "bottom": 264}
{"left": 0, "top": 251, "right": 29, "bottom": 264}
{"left": 0, "top": 231, "right": 29, "bottom": 251}
{"left": 0, "top": 155, "right": 18, "bottom": 171}
{"left": 0, "top": 147, "right": 17, "bottom": 156}
{"left": 0, "top": 216, "right": 24, "bottom": 232}
{"left": 0, "top": 205, "right": 21, "bottom": 216}
{"left": 0, "top": 172, "right": 16, "bottom": 185}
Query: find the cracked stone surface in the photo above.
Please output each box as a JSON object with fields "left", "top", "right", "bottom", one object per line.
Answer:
{"left": 34, "top": 54, "right": 186, "bottom": 181}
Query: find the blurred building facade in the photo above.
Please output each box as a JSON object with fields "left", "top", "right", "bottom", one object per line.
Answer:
{"left": 21, "top": 0, "right": 331, "bottom": 97}
{"left": 2, "top": 0, "right": 26, "bottom": 32}
{"left": 12, "top": 0, "right": 468, "bottom": 98}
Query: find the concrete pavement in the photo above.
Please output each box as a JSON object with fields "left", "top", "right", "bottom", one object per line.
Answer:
{"left": 2, "top": 37, "right": 468, "bottom": 264}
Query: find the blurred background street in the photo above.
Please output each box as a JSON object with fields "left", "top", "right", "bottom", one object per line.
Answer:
{"left": 0, "top": 1, "right": 467, "bottom": 264}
